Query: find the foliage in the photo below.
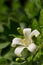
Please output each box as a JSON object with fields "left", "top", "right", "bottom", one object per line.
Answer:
{"left": 0, "top": 0, "right": 43, "bottom": 65}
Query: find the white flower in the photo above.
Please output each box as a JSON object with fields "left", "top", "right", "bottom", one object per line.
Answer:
{"left": 11, "top": 28, "right": 40, "bottom": 56}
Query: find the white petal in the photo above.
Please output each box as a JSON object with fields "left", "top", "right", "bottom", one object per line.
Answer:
{"left": 11, "top": 38, "right": 23, "bottom": 47}
{"left": 30, "top": 30, "right": 40, "bottom": 37}
{"left": 27, "top": 43, "right": 37, "bottom": 52}
{"left": 14, "top": 46, "right": 25, "bottom": 56}
{"left": 23, "top": 28, "right": 31, "bottom": 38}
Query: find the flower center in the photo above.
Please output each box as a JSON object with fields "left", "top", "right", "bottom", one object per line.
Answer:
{"left": 22, "top": 38, "right": 30, "bottom": 46}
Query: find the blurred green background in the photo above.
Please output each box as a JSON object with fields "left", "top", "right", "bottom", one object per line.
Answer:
{"left": 0, "top": 0, "right": 43, "bottom": 65}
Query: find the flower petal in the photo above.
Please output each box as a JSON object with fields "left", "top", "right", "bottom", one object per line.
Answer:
{"left": 23, "top": 28, "right": 31, "bottom": 38}
{"left": 11, "top": 38, "right": 23, "bottom": 47}
{"left": 27, "top": 43, "right": 37, "bottom": 52}
{"left": 14, "top": 46, "right": 25, "bottom": 56}
{"left": 30, "top": 30, "right": 40, "bottom": 37}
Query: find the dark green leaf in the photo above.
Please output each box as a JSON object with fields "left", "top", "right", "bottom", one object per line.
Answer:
{"left": 0, "top": 42, "right": 10, "bottom": 49}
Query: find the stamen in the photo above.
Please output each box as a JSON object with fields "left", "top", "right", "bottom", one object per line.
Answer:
{"left": 22, "top": 39, "right": 30, "bottom": 46}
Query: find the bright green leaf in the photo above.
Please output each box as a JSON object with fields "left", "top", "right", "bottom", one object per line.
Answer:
{"left": 32, "top": 19, "right": 39, "bottom": 30}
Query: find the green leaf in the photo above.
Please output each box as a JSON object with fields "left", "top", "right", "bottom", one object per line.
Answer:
{"left": 37, "top": 35, "right": 42, "bottom": 45}
{"left": 40, "top": 29, "right": 43, "bottom": 37}
{"left": 27, "top": 55, "right": 33, "bottom": 62}
{"left": 39, "top": 9, "right": 43, "bottom": 28}
{"left": 0, "top": 42, "right": 10, "bottom": 49}
{"left": 4, "top": 48, "right": 14, "bottom": 61}
{"left": 0, "top": 24, "right": 4, "bottom": 32}
{"left": 33, "top": 50, "right": 43, "bottom": 61}
{"left": 41, "top": 63, "right": 43, "bottom": 65}
{"left": 11, "top": 10, "right": 25, "bottom": 22}
{"left": 10, "top": 61, "right": 21, "bottom": 65}
{"left": 32, "top": 19, "right": 39, "bottom": 30}
{"left": 24, "top": 1, "right": 40, "bottom": 18}
{"left": 21, "top": 61, "right": 28, "bottom": 65}
{"left": 21, "top": 48, "right": 30, "bottom": 58}
{"left": 0, "top": 6, "right": 8, "bottom": 14}
{"left": 10, "top": 61, "right": 27, "bottom": 65}
{"left": 33, "top": 0, "right": 41, "bottom": 8}
{"left": 0, "top": 0, "right": 8, "bottom": 14}
{"left": 9, "top": 34, "right": 23, "bottom": 38}
{"left": 0, "top": 57, "right": 9, "bottom": 65}
{"left": 12, "top": 0, "right": 20, "bottom": 10}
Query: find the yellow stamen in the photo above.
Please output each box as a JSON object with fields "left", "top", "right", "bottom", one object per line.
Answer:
{"left": 22, "top": 39, "right": 30, "bottom": 46}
